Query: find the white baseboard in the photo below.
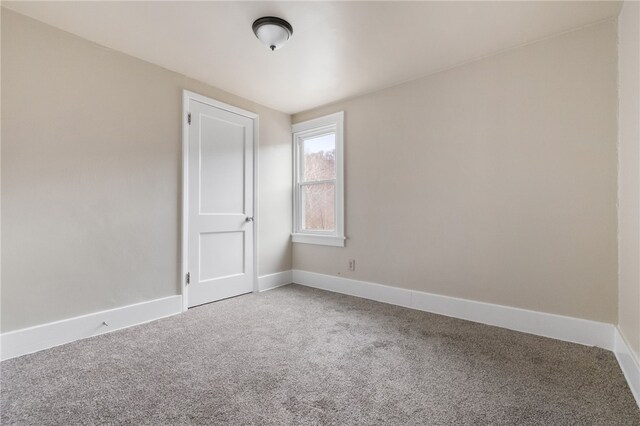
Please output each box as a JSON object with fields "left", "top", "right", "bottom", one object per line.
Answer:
{"left": 1, "top": 295, "right": 183, "bottom": 361}
{"left": 292, "top": 270, "right": 614, "bottom": 350}
{"left": 258, "top": 270, "right": 293, "bottom": 292}
{"left": 614, "top": 328, "right": 640, "bottom": 406}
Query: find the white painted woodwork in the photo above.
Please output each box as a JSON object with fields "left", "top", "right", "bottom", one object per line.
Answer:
{"left": 257, "top": 271, "right": 293, "bottom": 292}
{"left": 1, "top": 295, "right": 183, "bottom": 361}
{"left": 292, "top": 269, "right": 615, "bottom": 351}
{"left": 292, "top": 112, "right": 345, "bottom": 247}
{"left": 186, "top": 96, "right": 255, "bottom": 307}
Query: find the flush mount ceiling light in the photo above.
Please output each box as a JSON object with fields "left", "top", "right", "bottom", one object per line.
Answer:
{"left": 252, "top": 16, "right": 293, "bottom": 51}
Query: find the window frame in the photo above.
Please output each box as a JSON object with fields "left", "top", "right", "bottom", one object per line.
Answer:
{"left": 291, "top": 111, "right": 345, "bottom": 247}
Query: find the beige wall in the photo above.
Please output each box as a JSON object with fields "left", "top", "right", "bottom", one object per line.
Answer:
{"left": 293, "top": 20, "right": 618, "bottom": 323}
{"left": 1, "top": 8, "right": 626, "bottom": 333}
{"left": 618, "top": 1, "right": 640, "bottom": 356}
{"left": 1, "top": 10, "right": 292, "bottom": 332}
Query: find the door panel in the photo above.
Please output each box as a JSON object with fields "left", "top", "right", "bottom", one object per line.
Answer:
{"left": 199, "top": 115, "right": 246, "bottom": 214}
{"left": 187, "top": 98, "right": 254, "bottom": 308}
{"left": 199, "top": 232, "right": 244, "bottom": 281}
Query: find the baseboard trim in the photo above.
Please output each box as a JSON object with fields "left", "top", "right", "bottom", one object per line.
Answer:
{"left": 2, "top": 271, "right": 635, "bottom": 407}
{"left": 1, "top": 295, "right": 183, "bottom": 361}
{"left": 614, "top": 328, "right": 640, "bottom": 406}
{"left": 258, "top": 270, "right": 293, "bottom": 292}
{"left": 292, "top": 270, "right": 615, "bottom": 350}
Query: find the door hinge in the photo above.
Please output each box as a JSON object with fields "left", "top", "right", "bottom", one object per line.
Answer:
{"left": 186, "top": 272, "right": 190, "bottom": 285}
{"left": 187, "top": 113, "right": 191, "bottom": 125}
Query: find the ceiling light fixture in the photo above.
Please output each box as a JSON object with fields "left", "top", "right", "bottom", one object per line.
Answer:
{"left": 252, "top": 16, "right": 293, "bottom": 51}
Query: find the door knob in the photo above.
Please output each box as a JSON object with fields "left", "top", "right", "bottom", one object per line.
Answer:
{"left": 245, "top": 216, "right": 254, "bottom": 222}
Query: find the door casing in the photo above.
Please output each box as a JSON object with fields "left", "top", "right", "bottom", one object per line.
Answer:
{"left": 181, "top": 90, "right": 259, "bottom": 311}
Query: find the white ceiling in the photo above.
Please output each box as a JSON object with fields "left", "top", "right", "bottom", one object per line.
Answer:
{"left": 3, "top": 1, "right": 622, "bottom": 114}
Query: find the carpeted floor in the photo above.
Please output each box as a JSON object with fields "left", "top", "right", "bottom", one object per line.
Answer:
{"left": 1, "top": 284, "right": 638, "bottom": 425}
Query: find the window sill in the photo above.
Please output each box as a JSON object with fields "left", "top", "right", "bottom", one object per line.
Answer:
{"left": 291, "top": 233, "right": 345, "bottom": 247}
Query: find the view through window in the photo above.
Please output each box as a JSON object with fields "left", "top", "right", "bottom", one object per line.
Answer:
{"left": 301, "top": 133, "right": 336, "bottom": 231}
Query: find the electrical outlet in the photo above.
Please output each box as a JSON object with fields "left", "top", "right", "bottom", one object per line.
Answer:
{"left": 348, "top": 259, "right": 356, "bottom": 271}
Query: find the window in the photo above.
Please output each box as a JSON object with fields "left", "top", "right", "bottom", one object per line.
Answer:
{"left": 292, "top": 112, "right": 345, "bottom": 247}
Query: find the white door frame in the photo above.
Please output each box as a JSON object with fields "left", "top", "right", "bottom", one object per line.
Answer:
{"left": 181, "top": 90, "right": 259, "bottom": 312}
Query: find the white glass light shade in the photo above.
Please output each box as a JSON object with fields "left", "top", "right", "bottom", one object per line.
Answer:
{"left": 252, "top": 17, "right": 293, "bottom": 51}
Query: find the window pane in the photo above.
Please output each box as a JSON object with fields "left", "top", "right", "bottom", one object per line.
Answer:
{"left": 302, "top": 182, "right": 335, "bottom": 231}
{"left": 303, "top": 133, "right": 336, "bottom": 181}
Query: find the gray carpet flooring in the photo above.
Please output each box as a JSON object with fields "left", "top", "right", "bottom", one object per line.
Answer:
{"left": 1, "top": 284, "right": 638, "bottom": 425}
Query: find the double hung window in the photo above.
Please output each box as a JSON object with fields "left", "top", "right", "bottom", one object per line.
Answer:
{"left": 291, "top": 112, "right": 345, "bottom": 247}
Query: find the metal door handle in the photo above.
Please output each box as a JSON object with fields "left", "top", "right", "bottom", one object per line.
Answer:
{"left": 245, "top": 216, "right": 254, "bottom": 222}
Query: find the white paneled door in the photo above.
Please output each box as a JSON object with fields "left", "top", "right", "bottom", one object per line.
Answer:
{"left": 185, "top": 93, "right": 255, "bottom": 308}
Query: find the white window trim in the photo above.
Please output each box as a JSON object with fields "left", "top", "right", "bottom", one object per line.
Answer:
{"left": 292, "top": 111, "right": 345, "bottom": 247}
